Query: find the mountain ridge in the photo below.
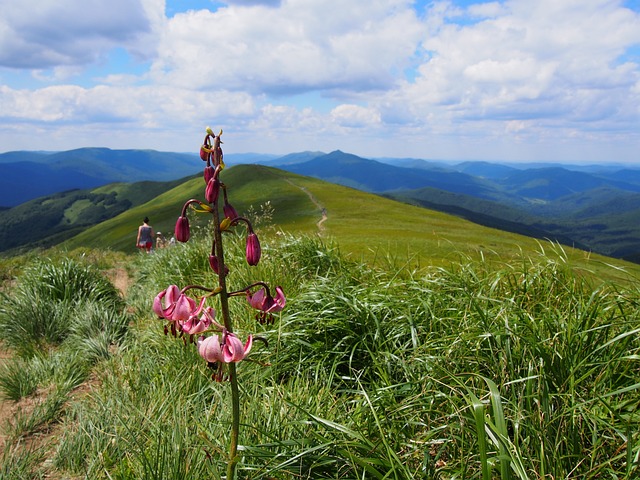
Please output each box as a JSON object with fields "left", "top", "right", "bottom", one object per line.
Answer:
{"left": 2, "top": 147, "right": 640, "bottom": 262}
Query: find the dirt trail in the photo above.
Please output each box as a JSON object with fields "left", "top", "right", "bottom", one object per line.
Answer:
{"left": 283, "top": 178, "right": 328, "bottom": 233}
{"left": 260, "top": 166, "right": 327, "bottom": 232}
{"left": 107, "top": 267, "right": 132, "bottom": 295}
{"left": 0, "top": 266, "right": 131, "bottom": 453}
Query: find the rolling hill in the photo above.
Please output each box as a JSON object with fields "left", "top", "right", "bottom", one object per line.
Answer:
{"left": 0, "top": 177, "right": 194, "bottom": 254}
{"left": 3, "top": 146, "right": 640, "bottom": 264}
{"left": 58, "top": 164, "right": 640, "bottom": 282}
{"left": 262, "top": 151, "right": 640, "bottom": 262}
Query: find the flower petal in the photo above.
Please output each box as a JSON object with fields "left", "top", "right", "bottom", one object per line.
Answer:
{"left": 198, "top": 335, "right": 223, "bottom": 363}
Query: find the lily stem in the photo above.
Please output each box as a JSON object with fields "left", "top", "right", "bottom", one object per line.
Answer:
{"left": 211, "top": 167, "right": 240, "bottom": 479}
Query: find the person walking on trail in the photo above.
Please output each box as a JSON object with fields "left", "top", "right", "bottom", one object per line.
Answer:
{"left": 136, "top": 217, "right": 154, "bottom": 253}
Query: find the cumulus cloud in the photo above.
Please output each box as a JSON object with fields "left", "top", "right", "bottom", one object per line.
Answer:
{"left": 331, "top": 104, "right": 381, "bottom": 128}
{"left": 151, "top": 0, "right": 423, "bottom": 93}
{"left": 395, "top": 0, "right": 640, "bottom": 131}
{"left": 0, "top": 0, "right": 163, "bottom": 69}
{"left": 0, "top": 0, "right": 638, "bottom": 161}
{"left": 0, "top": 83, "right": 255, "bottom": 128}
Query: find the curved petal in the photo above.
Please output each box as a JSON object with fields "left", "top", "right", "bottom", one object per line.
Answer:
{"left": 171, "top": 294, "right": 196, "bottom": 321}
{"left": 164, "top": 285, "right": 181, "bottom": 305}
{"left": 183, "top": 306, "right": 216, "bottom": 335}
{"left": 247, "top": 287, "right": 267, "bottom": 310}
{"left": 153, "top": 289, "right": 167, "bottom": 317}
{"left": 267, "top": 286, "right": 286, "bottom": 313}
{"left": 222, "top": 333, "right": 252, "bottom": 363}
{"left": 198, "top": 335, "right": 223, "bottom": 363}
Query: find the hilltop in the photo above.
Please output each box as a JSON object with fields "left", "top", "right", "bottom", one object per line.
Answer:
{"left": 58, "top": 165, "right": 640, "bottom": 282}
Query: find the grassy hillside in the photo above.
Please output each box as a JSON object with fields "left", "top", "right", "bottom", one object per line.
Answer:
{"left": 2, "top": 160, "right": 640, "bottom": 478}
{"left": 63, "top": 164, "right": 640, "bottom": 283}
{"left": 2, "top": 232, "right": 640, "bottom": 478}
{"left": 0, "top": 178, "right": 191, "bottom": 254}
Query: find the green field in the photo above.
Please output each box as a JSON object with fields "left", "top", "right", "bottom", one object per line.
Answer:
{"left": 1, "top": 163, "right": 639, "bottom": 479}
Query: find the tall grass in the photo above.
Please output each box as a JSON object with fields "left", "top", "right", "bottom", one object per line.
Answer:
{"left": 1, "top": 235, "right": 639, "bottom": 478}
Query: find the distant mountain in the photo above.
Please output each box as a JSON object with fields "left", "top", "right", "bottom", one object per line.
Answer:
{"left": 223, "top": 153, "right": 280, "bottom": 165}
{"left": 281, "top": 150, "right": 509, "bottom": 202}
{"left": 454, "top": 161, "right": 519, "bottom": 180}
{"left": 498, "top": 167, "right": 640, "bottom": 201}
{"left": 260, "top": 151, "right": 326, "bottom": 166}
{"left": 4, "top": 146, "right": 640, "bottom": 263}
{"left": 0, "top": 161, "right": 109, "bottom": 207}
{"left": 264, "top": 150, "right": 640, "bottom": 262}
{"left": 0, "top": 148, "right": 201, "bottom": 207}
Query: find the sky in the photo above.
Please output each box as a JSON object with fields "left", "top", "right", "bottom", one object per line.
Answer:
{"left": 0, "top": 0, "right": 639, "bottom": 164}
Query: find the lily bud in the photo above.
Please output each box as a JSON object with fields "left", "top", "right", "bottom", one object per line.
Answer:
{"left": 200, "top": 146, "right": 210, "bottom": 162}
{"left": 246, "top": 232, "right": 261, "bottom": 266}
{"left": 204, "top": 165, "right": 215, "bottom": 183}
{"left": 223, "top": 202, "right": 238, "bottom": 221}
{"left": 175, "top": 216, "right": 190, "bottom": 243}
{"left": 209, "top": 255, "right": 229, "bottom": 276}
{"left": 205, "top": 177, "right": 220, "bottom": 204}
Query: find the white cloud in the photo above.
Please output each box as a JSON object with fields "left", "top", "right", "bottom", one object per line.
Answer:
{"left": 0, "top": 0, "right": 163, "bottom": 68}
{"left": 0, "top": 0, "right": 638, "bottom": 162}
{"left": 331, "top": 104, "right": 381, "bottom": 128}
{"left": 0, "top": 83, "right": 256, "bottom": 128}
{"left": 387, "top": 0, "right": 640, "bottom": 134}
{"left": 151, "top": 0, "right": 423, "bottom": 93}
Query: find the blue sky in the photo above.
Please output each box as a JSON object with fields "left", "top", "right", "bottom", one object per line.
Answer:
{"left": 0, "top": 0, "right": 639, "bottom": 163}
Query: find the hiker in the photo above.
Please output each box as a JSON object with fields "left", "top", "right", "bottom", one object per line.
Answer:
{"left": 156, "top": 231, "right": 167, "bottom": 249}
{"left": 136, "top": 217, "right": 154, "bottom": 253}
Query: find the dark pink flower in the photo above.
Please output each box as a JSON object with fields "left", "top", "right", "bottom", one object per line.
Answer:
{"left": 209, "top": 255, "right": 229, "bottom": 276}
{"left": 182, "top": 306, "right": 218, "bottom": 335}
{"left": 153, "top": 284, "right": 181, "bottom": 318}
{"left": 222, "top": 331, "right": 253, "bottom": 362}
{"left": 153, "top": 285, "right": 206, "bottom": 322}
{"left": 246, "top": 286, "right": 286, "bottom": 313}
{"left": 197, "top": 330, "right": 252, "bottom": 363}
{"left": 204, "top": 165, "right": 215, "bottom": 183}
{"left": 175, "top": 216, "right": 190, "bottom": 242}
{"left": 246, "top": 232, "right": 261, "bottom": 266}
{"left": 223, "top": 202, "right": 238, "bottom": 221}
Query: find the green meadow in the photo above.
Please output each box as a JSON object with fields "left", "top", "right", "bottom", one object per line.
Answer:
{"left": 1, "top": 164, "right": 639, "bottom": 478}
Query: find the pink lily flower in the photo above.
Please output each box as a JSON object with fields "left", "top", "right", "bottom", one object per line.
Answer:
{"left": 222, "top": 331, "right": 253, "bottom": 362}
{"left": 246, "top": 286, "right": 286, "bottom": 313}
{"left": 198, "top": 330, "right": 252, "bottom": 363}
{"left": 181, "top": 306, "right": 218, "bottom": 335}
{"left": 153, "top": 285, "right": 206, "bottom": 322}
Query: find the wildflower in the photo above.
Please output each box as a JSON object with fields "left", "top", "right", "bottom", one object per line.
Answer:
{"left": 246, "top": 286, "right": 286, "bottom": 313}
{"left": 182, "top": 306, "right": 217, "bottom": 335}
{"left": 200, "top": 145, "right": 210, "bottom": 162}
{"left": 204, "top": 165, "right": 215, "bottom": 183}
{"left": 175, "top": 215, "right": 190, "bottom": 242}
{"left": 198, "top": 330, "right": 252, "bottom": 363}
{"left": 209, "top": 255, "right": 229, "bottom": 276}
{"left": 222, "top": 331, "right": 253, "bottom": 362}
{"left": 246, "top": 231, "right": 261, "bottom": 266}
{"left": 223, "top": 202, "right": 238, "bottom": 222}
{"left": 153, "top": 285, "right": 205, "bottom": 322}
